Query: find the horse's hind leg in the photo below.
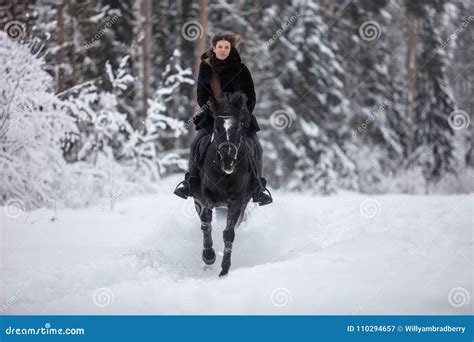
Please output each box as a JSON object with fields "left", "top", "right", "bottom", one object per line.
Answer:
{"left": 219, "top": 200, "right": 244, "bottom": 277}
{"left": 197, "top": 202, "right": 215, "bottom": 265}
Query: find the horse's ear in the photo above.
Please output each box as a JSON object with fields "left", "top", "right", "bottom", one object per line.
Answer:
{"left": 229, "top": 92, "right": 247, "bottom": 111}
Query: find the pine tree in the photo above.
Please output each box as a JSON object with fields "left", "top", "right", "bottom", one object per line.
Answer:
{"left": 411, "top": 13, "right": 457, "bottom": 181}
{"left": 268, "top": 0, "right": 356, "bottom": 193}
{"left": 28, "top": 1, "right": 127, "bottom": 91}
{"left": 141, "top": 49, "right": 193, "bottom": 175}
{"left": 328, "top": 0, "right": 406, "bottom": 191}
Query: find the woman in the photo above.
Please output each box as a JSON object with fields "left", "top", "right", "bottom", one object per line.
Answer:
{"left": 174, "top": 31, "right": 272, "bottom": 206}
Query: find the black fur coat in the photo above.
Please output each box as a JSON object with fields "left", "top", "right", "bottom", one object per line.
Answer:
{"left": 192, "top": 47, "right": 260, "bottom": 132}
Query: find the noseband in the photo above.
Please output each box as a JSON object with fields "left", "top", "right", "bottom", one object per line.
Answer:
{"left": 211, "top": 115, "right": 244, "bottom": 167}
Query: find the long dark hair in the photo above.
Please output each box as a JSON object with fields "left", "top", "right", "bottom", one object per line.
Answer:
{"left": 204, "top": 31, "right": 242, "bottom": 59}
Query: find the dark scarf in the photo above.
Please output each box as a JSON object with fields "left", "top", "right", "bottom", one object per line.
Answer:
{"left": 209, "top": 47, "right": 242, "bottom": 98}
{"left": 210, "top": 46, "right": 241, "bottom": 77}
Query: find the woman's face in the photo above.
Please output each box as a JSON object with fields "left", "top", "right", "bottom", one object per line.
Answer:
{"left": 212, "top": 40, "right": 231, "bottom": 60}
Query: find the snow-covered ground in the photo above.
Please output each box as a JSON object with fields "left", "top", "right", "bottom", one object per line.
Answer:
{"left": 1, "top": 176, "right": 472, "bottom": 315}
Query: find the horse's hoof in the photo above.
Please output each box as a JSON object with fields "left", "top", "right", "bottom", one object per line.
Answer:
{"left": 202, "top": 248, "right": 216, "bottom": 265}
{"left": 219, "top": 268, "right": 229, "bottom": 277}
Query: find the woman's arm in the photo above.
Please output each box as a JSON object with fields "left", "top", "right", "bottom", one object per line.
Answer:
{"left": 193, "top": 62, "right": 213, "bottom": 130}
{"left": 241, "top": 64, "right": 256, "bottom": 114}
{"left": 240, "top": 64, "right": 260, "bottom": 132}
{"left": 197, "top": 62, "right": 212, "bottom": 108}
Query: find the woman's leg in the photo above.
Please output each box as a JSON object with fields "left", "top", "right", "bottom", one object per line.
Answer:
{"left": 188, "top": 128, "right": 209, "bottom": 177}
{"left": 174, "top": 128, "right": 210, "bottom": 199}
{"left": 248, "top": 131, "right": 272, "bottom": 205}
{"left": 249, "top": 131, "right": 263, "bottom": 179}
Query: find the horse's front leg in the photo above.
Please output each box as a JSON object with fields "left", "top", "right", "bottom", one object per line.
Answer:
{"left": 197, "top": 201, "right": 216, "bottom": 265}
{"left": 219, "top": 200, "right": 244, "bottom": 277}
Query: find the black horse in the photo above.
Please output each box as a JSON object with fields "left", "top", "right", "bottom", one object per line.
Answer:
{"left": 193, "top": 92, "right": 257, "bottom": 277}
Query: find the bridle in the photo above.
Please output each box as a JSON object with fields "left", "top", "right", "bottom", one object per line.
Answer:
{"left": 211, "top": 115, "right": 245, "bottom": 167}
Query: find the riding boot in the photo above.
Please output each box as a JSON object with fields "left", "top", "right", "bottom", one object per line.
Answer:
{"left": 174, "top": 163, "right": 200, "bottom": 200}
{"left": 252, "top": 177, "right": 273, "bottom": 206}
{"left": 247, "top": 136, "right": 273, "bottom": 206}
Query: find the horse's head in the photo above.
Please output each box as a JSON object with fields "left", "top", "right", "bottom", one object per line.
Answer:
{"left": 210, "top": 92, "right": 250, "bottom": 175}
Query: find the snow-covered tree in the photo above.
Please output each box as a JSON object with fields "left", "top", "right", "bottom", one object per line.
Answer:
{"left": 411, "top": 13, "right": 457, "bottom": 181}
{"left": 63, "top": 55, "right": 133, "bottom": 163}
{"left": 10, "top": 0, "right": 469, "bottom": 197}
{"left": 64, "top": 51, "right": 191, "bottom": 181}
{"left": 0, "top": 32, "right": 76, "bottom": 209}
{"left": 147, "top": 49, "right": 195, "bottom": 135}
{"left": 327, "top": 0, "right": 406, "bottom": 191}
{"left": 140, "top": 49, "right": 194, "bottom": 175}
{"left": 28, "top": 1, "right": 128, "bottom": 92}
{"left": 441, "top": 1, "right": 473, "bottom": 169}
{"left": 266, "top": 0, "right": 357, "bottom": 193}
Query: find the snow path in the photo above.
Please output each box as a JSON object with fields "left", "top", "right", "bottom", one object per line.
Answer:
{"left": 1, "top": 177, "right": 472, "bottom": 314}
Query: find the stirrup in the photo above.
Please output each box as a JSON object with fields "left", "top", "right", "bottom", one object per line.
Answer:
{"left": 173, "top": 180, "right": 191, "bottom": 199}
{"left": 253, "top": 187, "right": 273, "bottom": 206}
